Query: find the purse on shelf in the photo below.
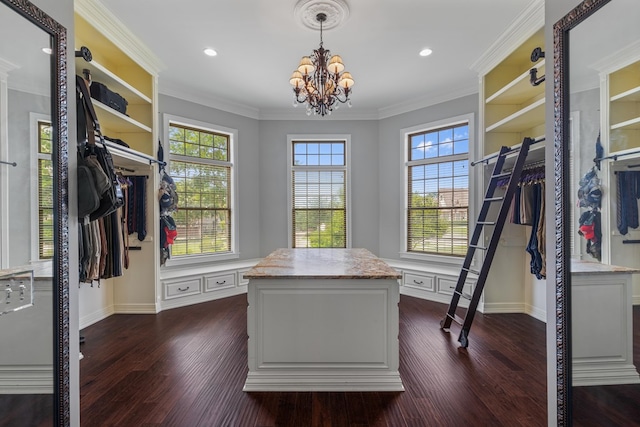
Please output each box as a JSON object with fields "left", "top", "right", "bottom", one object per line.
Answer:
{"left": 76, "top": 74, "right": 124, "bottom": 221}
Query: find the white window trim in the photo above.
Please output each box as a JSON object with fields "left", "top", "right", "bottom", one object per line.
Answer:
{"left": 287, "top": 134, "right": 352, "bottom": 249}
{"left": 0, "top": 62, "right": 15, "bottom": 268}
{"left": 162, "top": 114, "right": 239, "bottom": 267}
{"left": 29, "top": 112, "right": 53, "bottom": 266}
{"left": 569, "top": 111, "right": 582, "bottom": 260}
{"left": 399, "top": 113, "right": 476, "bottom": 267}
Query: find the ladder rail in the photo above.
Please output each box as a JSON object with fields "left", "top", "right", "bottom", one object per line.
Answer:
{"left": 441, "top": 145, "right": 511, "bottom": 329}
{"left": 441, "top": 137, "right": 534, "bottom": 344}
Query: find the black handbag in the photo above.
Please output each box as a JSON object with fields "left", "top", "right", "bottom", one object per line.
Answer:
{"left": 76, "top": 75, "right": 124, "bottom": 220}
{"left": 77, "top": 152, "right": 100, "bottom": 218}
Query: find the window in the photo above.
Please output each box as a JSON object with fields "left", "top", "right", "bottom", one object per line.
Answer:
{"left": 166, "top": 119, "right": 235, "bottom": 258}
{"left": 289, "top": 136, "right": 350, "bottom": 248}
{"left": 36, "top": 120, "right": 54, "bottom": 260}
{"left": 406, "top": 120, "right": 470, "bottom": 256}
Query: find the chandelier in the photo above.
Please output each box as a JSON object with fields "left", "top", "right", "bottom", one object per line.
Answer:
{"left": 289, "top": 12, "right": 354, "bottom": 116}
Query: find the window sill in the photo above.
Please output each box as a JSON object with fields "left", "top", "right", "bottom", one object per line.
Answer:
{"left": 163, "top": 252, "right": 240, "bottom": 270}
{"left": 399, "top": 251, "right": 464, "bottom": 267}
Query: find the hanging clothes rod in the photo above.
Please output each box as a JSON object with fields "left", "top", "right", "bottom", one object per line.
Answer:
{"left": 622, "top": 240, "right": 640, "bottom": 244}
{"left": 101, "top": 139, "right": 166, "bottom": 167}
{"left": 594, "top": 148, "right": 640, "bottom": 163}
{"left": 0, "top": 160, "right": 17, "bottom": 167}
{"left": 523, "top": 159, "right": 546, "bottom": 170}
{"left": 470, "top": 136, "right": 545, "bottom": 167}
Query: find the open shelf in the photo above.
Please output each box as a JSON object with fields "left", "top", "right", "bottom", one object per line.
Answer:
{"left": 486, "top": 98, "right": 545, "bottom": 133}
{"left": 75, "top": 58, "right": 152, "bottom": 105}
{"left": 611, "top": 116, "right": 640, "bottom": 131}
{"left": 96, "top": 140, "right": 157, "bottom": 170}
{"left": 611, "top": 85, "right": 640, "bottom": 102}
{"left": 94, "top": 101, "right": 152, "bottom": 133}
{"left": 476, "top": 136, "right": 545, "bottom": 169}
{"left": 486, "top": 59, "right": 545, "bottom": 105}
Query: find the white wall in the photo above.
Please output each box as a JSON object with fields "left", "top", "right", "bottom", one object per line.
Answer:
{"left": 159, "top": 94, "right": 262, "bottom": 261}
{"left": 258, "top": 119, "right": 380, "bottom": 256}
{"left": 377, "top": 94, "right": 479, "bottom": 260}
{"left": 6, "top": 89, "right": 50, "bottom": 266}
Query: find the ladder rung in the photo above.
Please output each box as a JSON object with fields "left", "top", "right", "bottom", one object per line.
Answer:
{"left": 469, "top": 244, "right": 487, "bottom": 250}
{"left": 484, "top": 196, "right": 504, "bottom": 202}
{"left": 491, "top": 172, "right": 511, "bottom": 179}
{"left": 476, "top": 221, "right": 495, "bottom": 226}
{"left": 446, "top": 313, "right": 464, "bottom": 325}
{"left": 454, "top": 290, "right": 472, "bottom": 300}
{"left": 462, "top": 267, "right": 480, "bottom": 275}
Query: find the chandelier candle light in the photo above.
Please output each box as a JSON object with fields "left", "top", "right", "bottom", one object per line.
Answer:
{"left": 289, "top": 12, "right": 354, "bottom": 116}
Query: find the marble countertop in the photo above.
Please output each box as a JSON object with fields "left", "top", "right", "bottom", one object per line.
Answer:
{"left": 244, "top": 248, "right": 401, "bottom": 280}
{"left": 0, "top": 263, "right": 52, "bottom": 280}
{"left": 571, "top": 259, "right": 640, "bottom": 275}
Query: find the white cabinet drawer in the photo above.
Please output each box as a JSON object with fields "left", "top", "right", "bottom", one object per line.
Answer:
{"left": 164, "top": 278, "right": 202, "bottom": 299}
{"left": 237, "top": 269, "right": 250, "bottom": 286}
{"left": 437, "top": 276, "right": 474, "bottom": 297}
{"left": 403, "top": 272, "right": 435, "bottom": 291}
{"left": 204, "top": 273, "right": 236, "bottom": 292}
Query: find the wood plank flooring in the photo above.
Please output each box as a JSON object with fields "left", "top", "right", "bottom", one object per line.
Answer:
{"left": 78, "top": 295, "right": 549, "bottom": 427}
{"left": 1, "top": 298, "right": 638, "bottom": 426}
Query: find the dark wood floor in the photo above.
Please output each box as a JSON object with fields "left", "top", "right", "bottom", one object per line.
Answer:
{"left": 77, "top": 295, "right": 549, "bottom": 427}
{"left": 1, "top": 297, "right": 638, "bottom": 426}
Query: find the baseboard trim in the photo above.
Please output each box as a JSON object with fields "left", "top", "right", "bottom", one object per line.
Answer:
{"left": 525, "top": 303, "right": 547, "bottom": 323}
{"left": 112, "top": 303, "right": 158, "bottom": 314}
{"left": 80, "top": 305, "right": 116, "bottom": 329}
{"left": 0, "top": 366, "right": 53, "bottom": 394}
{"left": 481, "top": 302, "right": 526, "bottom": 314}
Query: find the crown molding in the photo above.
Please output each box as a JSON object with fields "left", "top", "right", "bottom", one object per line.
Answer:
{"left": 74, "top": 0, "right": 164, "bottom": 75}
{"left": 160, "top": 78, "right": 478, "bottom": 122}
{"left": 0, "top": 58, "right": 18, "bottom": 79}
{"left": 591, "top": 39, "right": 640, "bottom": 74}
{"left": 159, "top": 80, "right": 261, "bottom": 120}
{"left": 378, "top": 84, "right": 478, "bottom": 120}
{"left": 7, "top": 81, "right": 50, "bottom": 98}
{"left": 469, "top": 0, "right": 544, "bottom": 75}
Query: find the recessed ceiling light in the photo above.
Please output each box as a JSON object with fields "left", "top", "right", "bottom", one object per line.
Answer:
{"left": 42, "top": 47, "right": 52, "bottom": 55}
{"left": 419, "top": 48, "right": 433, "bottom": 57}
{"left": 203, "top": 48, "right": 217, "bottom": 57}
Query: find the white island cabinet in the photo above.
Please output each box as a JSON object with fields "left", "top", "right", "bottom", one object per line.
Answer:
{"left": 243, "top": 248, "right": 404, "bottom": 392}
{"left": 571, "top": 260, "right": 640, "bottom": 386}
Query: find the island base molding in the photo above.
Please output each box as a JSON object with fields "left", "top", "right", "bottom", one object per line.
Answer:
{"left": 572, "top": 364, "right": 640, "bottom": 387}
{"left": 243, "top": 371, "right": 404, "bottom": 392}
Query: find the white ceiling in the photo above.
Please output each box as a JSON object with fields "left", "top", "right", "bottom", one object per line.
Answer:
{"left": 99, "top": 0, "right": 535, "bottom": 120}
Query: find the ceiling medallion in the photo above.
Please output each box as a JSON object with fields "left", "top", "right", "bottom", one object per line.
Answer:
{"left": 293, "top": 0, "right": 350, "bottom": 31}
